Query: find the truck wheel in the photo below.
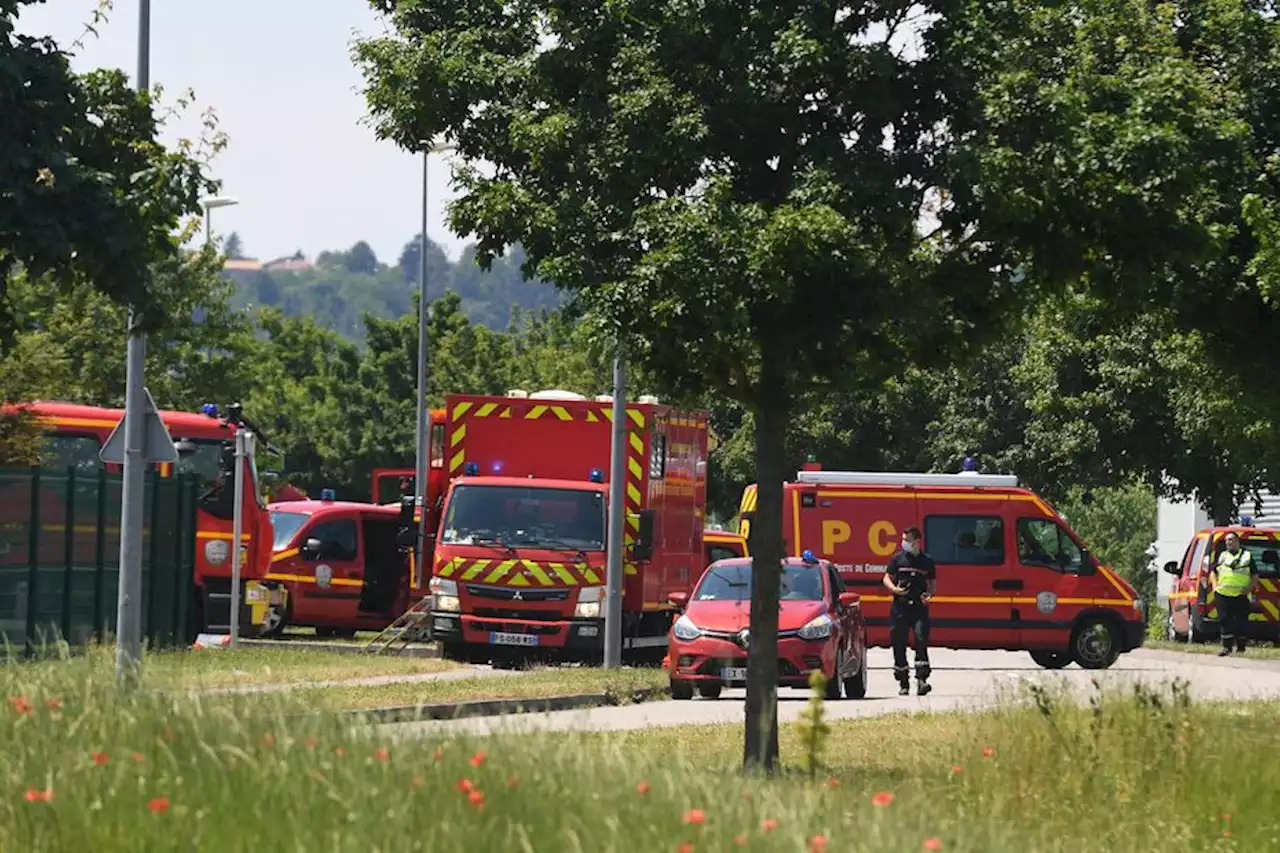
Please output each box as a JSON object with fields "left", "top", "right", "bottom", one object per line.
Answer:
{"left": 1029, "top": 650, "right": 1071, "bottom": 670}
{"left": 1070, "top": 617, "right": 1121, "bottom": 670}
{"left": 1189, "top": 611, "right": 1213, "bottom": 644}
{"left": 697, "top": 683, "right": 722, "bottom": 700}
{"left": 670, "top": 679, "right": 694, "bottom": 700}
{"left": 1166, "top": 606, "right": 1186, "bottom": 643}
{"left": 259, "top": 602, "right": 289, "bottom": 639}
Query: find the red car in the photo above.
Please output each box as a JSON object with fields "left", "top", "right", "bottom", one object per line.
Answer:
{"left": 666, "top": 551, "right": 869, "bottom": 700}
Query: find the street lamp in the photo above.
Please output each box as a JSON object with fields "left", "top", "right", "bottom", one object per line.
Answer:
{"left": 414, "top": 138, "right": 457, "bottom": 573}
{"left": 201, "top": 195, "right": 239, "bottom": 243}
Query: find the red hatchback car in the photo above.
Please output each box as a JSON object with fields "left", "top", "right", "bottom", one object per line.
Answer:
{"left": 666, "top": 552, "right": 869, "bottom": 700}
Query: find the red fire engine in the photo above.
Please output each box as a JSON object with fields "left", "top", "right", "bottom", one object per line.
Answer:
{"left": 1164, "top": 524, "right": 1280, "bottom": 643}
{"left": 736, "top": 464, "right": 1146, "bottom": 669}
{"left": 423, "top": 389, "right": 709, "bottom": 663}
{"left": 2, "top": 400, "right": 285, "bottom": 637}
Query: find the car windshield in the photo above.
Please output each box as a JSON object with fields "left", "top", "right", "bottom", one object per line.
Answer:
{"left": 694, "top": 562, "right": 825, "bottom": 602}
{"left": 441, "top": 484, "right": 605, "bottom": 550}
{"left": 1218, "top": 538, "right": 1280, "bottom": 577}
{"left": 269, "top": 511, "right": 310, "bottom": 551}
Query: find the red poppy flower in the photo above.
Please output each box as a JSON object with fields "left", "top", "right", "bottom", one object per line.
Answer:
{"left": 924, "top": 839, "right": 943, "bottom": 851}
{"left": 8, "top": 696, "right": 32, "bottom": 714}
{"left": 92, "top": 752, "right": 109, "bottom": 766}
{"left": 24, "top": 788, "right": 52, "bottom": 803}
{"left": 760, "top": 818, "right": 779, "bottom": 832}
{"left": 677, "top": 843, "right": 695, "bottom": 853}
{"left": 826, "top": 778, "right": 840, "bottom": 788}
{"left": 45, "top": 697, "right": 62, "bottom": 710}
{"left": 682, "top": 809, "right": 705, "bottom": 825}
{"left": 433, "top": 749, "right": 443, "bottom": 762}
{"left": 872, "top": 791, "right": 895, "bottom": 807}
{"left": 506, "top": 774, "right": 519, "bottom": 788}
{"left": 734, "top": 833, "right": 748, "bottom": 846}
{"left": 457, "top": 778, "right": 474, "bottom": 793}
{"left": 304, "top": 737, "right": 318, "bottom": 750}
{"left": 469, "top": 751, "right": 487, "bottom": 768}
{"left": 334, "top": 747, "right": 346, "bottom": 757}
{"left": 809, "top": 835, "right": 829, "bottom": 853}
{"left": 132, "top": 752, "right": 145, "bottom": 763}
{"left": 951, "top": 764, "right": 963, "bottom": 774}
{"left": 148, "top": 797, "right": 170, "bottom": 814}
{"left": 636, "top": 781, "right": 651, "bottom": 795}
{"left": 374, "top": 748, "right": 390, "bottom": 762}
{"left": 468, "top": 790, "right": 485, "bottom": 810}
{"left": 982, "top": 747, "right": 995, "bottom": 758}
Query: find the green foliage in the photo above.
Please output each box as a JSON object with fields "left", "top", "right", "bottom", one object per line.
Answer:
{"left": 0, "top": 1, "right": 223, "bottom": 344}
{"left": 1055, "top": 482, "right": 1159, "bottom": 603}
{"left": 795, "top": 669, "right": 830, "bottom": 781}
{"left": 225, "top": 239, "right": 565, "bottom": 340}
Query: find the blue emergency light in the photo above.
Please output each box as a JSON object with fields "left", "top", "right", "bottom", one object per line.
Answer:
{"left": 589, "top": 468, "right": 604, "bottom": 483}
{"left": 1241, "top": 515, "right": 1255, "bottom": 527}
{"left": 962, "top": 456, "right": 979, "bottom": 472}
{"left": 801, "top": 549, "right": 818, "bottom": 564}
{"left": 464, "top": 462, "right": 480, "bottom": 476}
{"left": 492, "top": 460, "right": 504, "bottom": 474}
{"left": 320, "top": 488, "right": 336, "bottom": 501}
{"left": 201, "top": 403, "right": 218, "bottom": 417}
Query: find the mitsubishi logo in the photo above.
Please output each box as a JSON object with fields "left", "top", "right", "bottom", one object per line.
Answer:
{"left": 511, "top": 590, "right": 523, "bottom": 601}
{"left": 736, "top": 629, "right": 750, "bottom": 649}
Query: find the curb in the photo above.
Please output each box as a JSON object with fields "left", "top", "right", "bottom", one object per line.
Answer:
{"left": 239, "top": 638, "right": 441, "bottom": 659}
{"left": 341, "top": 685, "right": 673, "bottom": 725}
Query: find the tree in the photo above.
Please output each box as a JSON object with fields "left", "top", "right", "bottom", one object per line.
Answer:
{"left": 354, "top": 0, "right": 1264, "bottom": 771}
{"left": 345, "top": 241, "right": 379, "bottom": 276}
{"left": 0, "top": 0, "right": 222, "bottom": 345}
{"left": 223, "top": 231, "right": 245, "bottom": 260}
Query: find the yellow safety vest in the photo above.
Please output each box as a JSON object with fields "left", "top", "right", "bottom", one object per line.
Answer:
{"left": 1215, "top": 549, "right": 1254, "bottom": 597}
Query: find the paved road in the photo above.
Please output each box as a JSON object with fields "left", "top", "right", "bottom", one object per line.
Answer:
{"left": 378, "top": 647, "right": 1280, "bottom": 739}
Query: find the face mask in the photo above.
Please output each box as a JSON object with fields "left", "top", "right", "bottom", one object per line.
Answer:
{"left": 903, "top": 540, "right": 919, "bottom": 555}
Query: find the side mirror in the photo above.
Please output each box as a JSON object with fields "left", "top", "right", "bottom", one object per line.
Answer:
{"left": 1077, "top": 549, "right": 1098, "bottom": 576}
{"left": 174, "top": 439, "right": 198, "bottom": 457}
{"left": 300, "top": 537, "right": 325, "bottom": 560}
{"left": 838, "top": 592, "right": 861, "bottom": 608}
{"left": 1162, "top": 560, "right": 1181, "bottom": 576}
{"left": 667, "top": 591, "right": 688, "bottom": 609}
{"left": 633, "top": 510, "right": 655, "bottom": 562}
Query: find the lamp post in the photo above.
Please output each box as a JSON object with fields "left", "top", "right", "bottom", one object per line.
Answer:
{"left": 201, "top": 195, "right": 239, "bottom": 243}
{"left": 414, "top": 139, "right": 456, "bottom": 574}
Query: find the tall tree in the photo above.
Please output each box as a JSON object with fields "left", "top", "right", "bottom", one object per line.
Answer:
{"left": 0, "top": 0, "right": 221, "bottom": 345}
{"left": 355, "top": 0, "right": 1264, "bottom": 771}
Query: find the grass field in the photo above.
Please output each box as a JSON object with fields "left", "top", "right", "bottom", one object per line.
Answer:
{"left": 289, "top": 665, "right": 668, "bottom": 710}
{"left": 6, "top": 654, "right": 1280, "bottom": 852}
{"left": 5, "top": 644, "right": 460, "bottom": 691}
{"left": 1147, "top": 639, "right": 1280, "bottom": 659}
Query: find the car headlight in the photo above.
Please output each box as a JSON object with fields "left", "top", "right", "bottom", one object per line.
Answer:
{"left": 430, "top": 577, "right": 460, "bottom": 613}
{"left": 797, "top": 614, "right": 834, "bottom": 641}
{"left": 575, "top": 585, "right": 604, "bottom": 619}
{"left": 672, "top": 614, "right": 702, "bottom": 641}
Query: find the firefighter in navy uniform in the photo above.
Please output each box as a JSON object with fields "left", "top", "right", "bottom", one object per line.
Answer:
{"left": 883, "top": 527, "right": 937, "bottom": 696}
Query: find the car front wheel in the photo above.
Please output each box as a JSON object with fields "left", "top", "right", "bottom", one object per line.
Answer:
{"left": 1071, "top": 617, "right": 1121, "bottom": 670}
{"left": 843, "top": 648, "right": 868, "bottom": 699}
{"left": 670, "top": 679, "right": 694, "bottom": 700}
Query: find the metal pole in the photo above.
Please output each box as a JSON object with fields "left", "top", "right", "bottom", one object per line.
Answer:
{"left": 114, "top": 0, "right": 151, "bottom": 688}
{"left": 604, "top": 344, "right": 627, "bottom": 669}
{"left": 414, "top": 148, "right": 430, "bottom": 571}
{"left": 204, "top": 207, "right": 211, "bottom": 243}
{"left": 228, "top": 428, "right": 247, "bottom": 647}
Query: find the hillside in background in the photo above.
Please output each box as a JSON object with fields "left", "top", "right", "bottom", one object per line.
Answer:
{"left": 218, "top": 232, "right": 565, "bottom": 341}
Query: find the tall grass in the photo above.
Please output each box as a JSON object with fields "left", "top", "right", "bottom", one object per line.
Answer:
{"left": 4, "top": 654, "right": 1280, "bottom": 852}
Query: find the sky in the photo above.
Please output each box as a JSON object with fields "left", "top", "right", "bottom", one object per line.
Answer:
{"left": 16, "top": 0, "right": 469, "bottom": 264}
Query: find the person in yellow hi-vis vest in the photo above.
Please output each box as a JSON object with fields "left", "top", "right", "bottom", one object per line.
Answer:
{"left": 1208, "top": 532, "right": 1260, "bottom": 656}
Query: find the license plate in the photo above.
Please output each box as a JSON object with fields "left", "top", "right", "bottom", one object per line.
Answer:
{"left": 720, "top": 667, "right": 747, "bottom": 681}
{"left": 490, "top": 632, "right": 539, "bottom": 647}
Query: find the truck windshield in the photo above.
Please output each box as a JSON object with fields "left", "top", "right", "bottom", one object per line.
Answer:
{"left": 441, "top": 484, "right": 605, "bottom": 550}
{"left": 269, "top": 511, "right": 310, "bottom": 551}
{"left": 694, "top": 562, "right": 825, "bottom": 602}
{"left": 1217, "top": 539, "right": 1280, "bottom": 577}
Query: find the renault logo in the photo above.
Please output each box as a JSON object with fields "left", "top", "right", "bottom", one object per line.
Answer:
{"left": 736, "top": 629, "right": 749, "bottom": 649}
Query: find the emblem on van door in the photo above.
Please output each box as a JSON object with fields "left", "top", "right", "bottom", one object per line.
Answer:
{"left": 315, "top": 564, "right": 333, "bottom": 589}
{"left": 205, "top": 539, "right": 229, "bottom": 566}
{"left": 737, "top": 629, "right": 750, "bottom": 649}
{"left": 511, "top": 590, "right": 523, "bottom": 601}
{"left": 1036, "top": 591, "right": 1058, "bottom": 615}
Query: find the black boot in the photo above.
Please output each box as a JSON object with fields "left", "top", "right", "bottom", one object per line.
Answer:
{"left": 894, "top": 665, "right": 909, "bottom": 696}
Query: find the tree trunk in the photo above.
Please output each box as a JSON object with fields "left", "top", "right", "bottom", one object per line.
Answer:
{"left": 743, "top": 394, "right": 788, "bottom": 773}
{"left": 1209, "top": 479, "right": 1238, "bottom": 527}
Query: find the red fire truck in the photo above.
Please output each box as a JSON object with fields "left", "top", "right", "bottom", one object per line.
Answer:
{"left": 423, "top": 389, "right": 709, "bottom": 663}
{"left": 1164, "top": 524, "right": 1280, "bottom": 643}
{"left": 2, "top": 400, "right": 286, "bottom": 637}
{"left": 736, "top": 464, "right": 1146, "bottom": 669}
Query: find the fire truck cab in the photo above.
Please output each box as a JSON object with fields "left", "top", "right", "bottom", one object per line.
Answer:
{"left": 738, "top": 466, "right": 1146, "bottom": 670}
{"left": 424, "top": 389, "right": 709, "bottom": 664}
{"left": 1164, "top": 524, "right": 1280, "bottom": 643}
{"left": 263, "top": 493, "right": 409, "bottom": 637}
